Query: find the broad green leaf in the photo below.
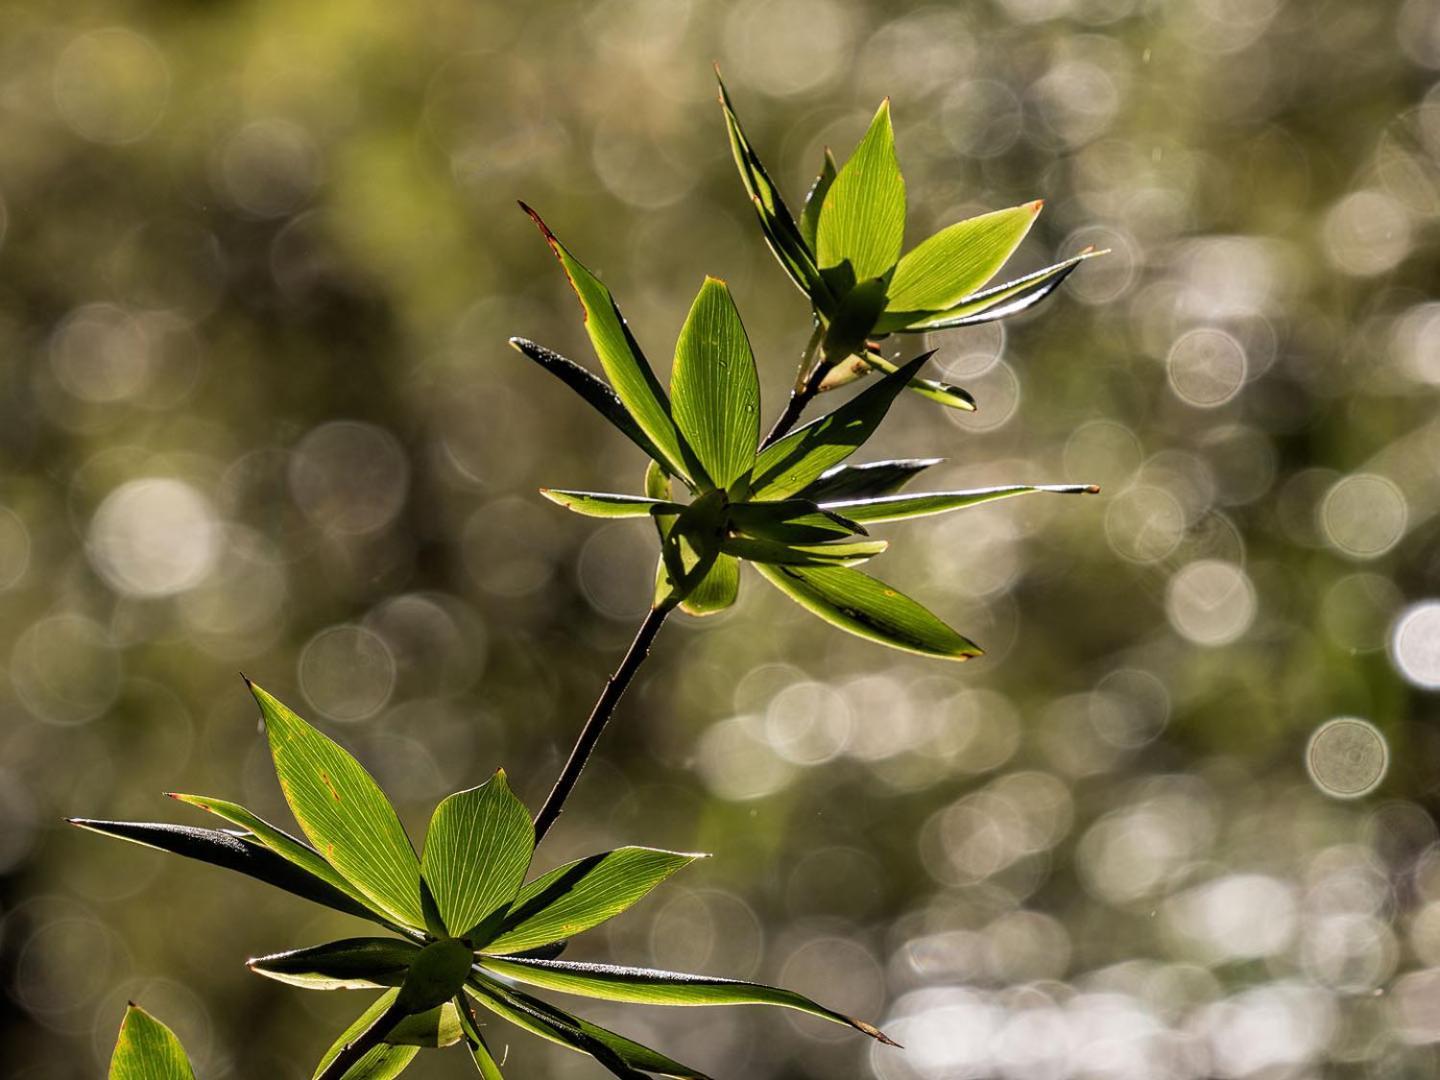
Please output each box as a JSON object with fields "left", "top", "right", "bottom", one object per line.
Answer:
{"left": 539, "top": 489, "right": 682, "bottom": 519}
{"left": 717, "top": 72, "right": 828, "bottom": 310}
{"left": 467, "top": 976, "right": 711, "bottom": 1079}
{"left": 798, "top": 459, "right": 941, "bottom": 502}
{"left": 855, "top": 352, "right": 976, "bottom": 411}
{"left": 312, "top": 992, "right": 418, "bottom": 1080}
{"left": 509, "top": 339, "right": 671, "bottom": 469}
{"left": 755, "top": 563, "right": 980, "bottom": 660}
{"left": 679, "top": 553, "right": 740, "bottom": 616}
{"left": 247, "top": 938, "right": 420, "bottom": 990}
{"left": 477, "top": 957, "right": 897, "bottom": 1046}
{"left": 884, "top": 202, "right": 1042, "bottom": 316}
{"left": 670, "top": 278, "right": 760, "bottom": 492}
{"left": 397, "top": 938, "right": 477, "bottom": 1014}
{"left": 750, "top": 353, "right": 930, "bottom": 500}
{"left": 799, "top": 148, "right": 838, "bottom": 251}
{"left": 887, "top": 249, "right": 1102, "bottom": 333}
{"left": 421, "top": 770, "right": 534, "bottom": 941}
{"left": 485, "top": 847, "right": 704, "bottom": 955}
{"left": 821, "top": 277, "right": 889, "bottom": 365}
{"left": 109, "top": 1004, "right": 196, "bottom": 1080}
{"left": 522, "top": 205, "right": 695, "bottom": 481}
{"left": 251, "top": 681, "right": 424, "bottom": 930}
{"left": 821, "top": 484, "right": 1100, "bottom": 524}
{"left": 168, "top": 794, "right": 397, "bottom": 929}
{"left": 729, "top": 499, "right": 867, "bottom": 543}
{"left": 816, "top": 100, "right": 906, "bottom": 281}
{"left": 722, "top": 536, "right": 887, "bottom": 567}
{"left": 655, "top": 490, "right": 726, "bottom": 607}
{"left": 68, "top": 818, "right": 378, "bottom": 922}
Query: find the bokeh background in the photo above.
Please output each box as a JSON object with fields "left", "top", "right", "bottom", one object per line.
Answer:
{"left": 5, "top": 0, "right": 1440, "bottom": 1076}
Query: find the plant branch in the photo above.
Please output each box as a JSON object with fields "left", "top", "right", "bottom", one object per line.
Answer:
{"left": 533, "top": 603, "right": 671, "bottom": 842}
{"left": 314, "top": 998, "right": 408, "bottom": 1080}
{"left": 762, "top": 321, "right": 827, "bottom": 448}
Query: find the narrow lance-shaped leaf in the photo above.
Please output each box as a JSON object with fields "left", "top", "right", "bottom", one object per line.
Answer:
{"left": 454, "top": 1000, "right": 506, "bottom": 1080}
{"left": 797, "top": 458, "right": 942, "bottom": 502}
{"left": 467, "top": 975, "right": 712, "bottom": 1080}
{"left": 888, "top": 249, "right": 1103, "bottom": 333}
{"left": 655, "top": 490, "right": 725, "bottom": 608}
{"left": 821, "top": 484, "right": 1100, "bottom": 524}
{"left": 755, "top": 562, "right": 981, "bottom": 661}
{"left": 168, "top": 793, "right": 400, "bottom": 930}
{"left": 750, "top": 353, "right": 930, "bottom": 500}
{"left": 670, "top": 278, "right": 760, "bottom": 491}
{"left": 722, "top": 536, "right": 888, "bottom": 567}
{"left": 816, "top": 100, "right": 906, "bottom": 281}
{"left": 508, "top": 339, "right": 671, "bottom": 469}
{"left": 311, "top": 992, "right": 417, "bottom": 1080}
{"left": 521, "top": 205, "right": 696, "bottom": 482}
{"left": 421, "top": 769, "right": 534, "bottom": 942}
{"left": 68, "top": 818, "right": 379, "bottom": 923}
{"left": 248, "top": 938, "right": 421, "bottom": 991}
{"left": 728, "top": 499, "right": 868, "bottom": 543}
{"left": 485, "top": 847, "right": 704, "bottom": 955}
{"left": 847, "top": 351, "right": 977, "bottom": 412}
{"left": 884, "top": 202, "right": 1042, "bottom": 316}
{"left": 539, "top": 489, "right": 683, "bottom": 519}
{"left": 250, "top": 681, "right": 425, "bottom": 930}
{"left": 477, "top": 956, "right": 898, "bottom": 1047}
{"left": 799, "top": 148, "right": 838, "bottom": 252}
{"left": 109, "top": 1004, "right": 196, "bottom": 1080}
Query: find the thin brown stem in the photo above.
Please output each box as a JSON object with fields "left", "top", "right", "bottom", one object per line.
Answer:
{"left": 762, "top": 321, "right": 827, "bottom": 448}
{"left": 533, "top": 604, "right": 671, "bottom": 843}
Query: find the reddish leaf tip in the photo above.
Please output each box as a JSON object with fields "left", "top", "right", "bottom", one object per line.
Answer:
{"left": 1028, "top": 198, "right": 1045, "bottom": 213}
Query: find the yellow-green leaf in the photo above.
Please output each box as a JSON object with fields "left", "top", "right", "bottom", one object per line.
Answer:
{"left": 108, "top": 1004, "right": 196, "bottom": 1080}
{"left": 820, "top": 484, "right": 1100, "bottom": 524}
{"left": 885, "top": 202, "right": 1041, "bottom": 315}
{"left": 816, "top": 100, "right": 906, "bottom": 281}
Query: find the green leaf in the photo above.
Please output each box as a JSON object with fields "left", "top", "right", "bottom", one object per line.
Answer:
{"left": 312, "top": 992, "right": 418, "bottom": 1080}
{"left": 722, "top": 536, "right": 887, "bottom": 567}
{"left": 397, "top": 938, "right": 477, "bottom": 1015}
{"left": 655, "top": 490, "right": 726, "bottom": 608}
{"left": 477, "top": 957, "right": 897, "bottom": 1046}
{"left": 453, "top": 998, "right": 506, "bottom": 1080}
{"left": 855, "top": 351, "right": 976, "bottom": 411}
{"left": 816, "top": 100, "right": 906, "bottom": 281}
{"left": 670, "top": 278, "right": 761, "bottom": 492}
{"left": 716, "top": 71, "right": 828, "bottom": 310}
{"left": 247, "top": 938, "right": 420, "bottom": 991}
{"left": 884, "top": 202, "right": 1042, "bottom": 316}
{"left": 886, "top": 249, "right": 1102, "bottom": 333}
{"left": 421, "top": 770, "right": 534, "bottom": 941}
{"left": 68, "top": 818, "right": 379, "bottom": 923}
{"left": 509, "top": 339, "right": 672, "bottom": 469}
{"left": 821, "top": 277, "right": 889, "bottom": 364}
{"left": 109, "top": 1004, "right": 196, "bottom": 1080}
{"left": 755, "top": 562, "right": 980, "bottom": 660}
{"left": 798, "top": 458, "right": 941, "bottom": 502}
{"left": 679, "top": 553, "right": 740, "bottom": 616}
{"left": 729, "top": 499, "right": 868, "bottom": 543}
{"left": 521, "top": 205, "right": 695, "bottom": 482}
{"left": 168, "top": 794, "right": 399, "bottom": 930}
{"left": 799, "top": 148, "right": 838, "bottom": 252}
{"left": 485, "top": 847, "right": 704, "bottom": 955}
{"left": 539, "top": 489, "right": 683, "bottom": 519}
{"left": 821, "top": 484, "right": 1100, "bottom": 524}
{"left": 750, "top": 353, "right": 930, "bottom": 500}
{"left": 467, "top": 975, "right": 712, "bottom": 1079}
{"left": 250, "top": 681, "right": 425, "bottom": 930}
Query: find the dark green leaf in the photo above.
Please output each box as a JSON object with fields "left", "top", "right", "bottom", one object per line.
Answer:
{"left": 679, "top": 553, "right": 740, "bottom": 616}
{"left": 421, "top": 770, "right": 534, "bottom": 941}
{"left": 798, "top": 458, "right": 941, "bottom": 502}
{"left": 67, "top": 818, "right": 378, "bottom": 923}
{"left": 311, "top": 992, "right": 417, "bottom": 1080}
{"left": 485, "top": 847, "right": 704, "bottom": 955}
{"left": 821, "top": 484, "right": 1100, "bottom": 524}
{"left": 670, "top": 278, "right": 760, "bottom": 492}
{"left": 467, "top": 975, "right": 712, "bottom": 1079}
{"left": 722, "top": 536, "right": 887, "bottom": 567}
{"left": 750, "top": 353, "right": 930, "bottom": 500}
{"left": 799, "top": 148, "right": 838, "bottom": 252}
{"left": 655, "top": 490, "right": 726, "bottom": 608}
{"left": 477, "top": 956, "right": 897, "bottom": 1046}
{"left": 521, "top": 204, "right": 696, "bottom": 481}
{"left": 109, "top": 1003, "right": 196, "bottom": 1080}
{"left": 250, "top": 681, "right": 424, "bottom": 930}
{"left": 539, "top": 489, "right": 683, "bottom": 519}
{"left": 508, "top": 339, "right": 671, "bottom": 469}
{"left": 729, "top": 499, "right": 868, "bottom": 543}
{"left": 821, "top": 277, "right": 889, "bottom": 364}
{"left": 755, "top": 563, "right": 980, "bottom": 660}
{"left": 816, "top": 100, "right": 906, "bottom": 281}
{"left": 884, "top": 202, "right": 1042, "bottom": 316}
{"left": 886, "top": 249, "right": 1102, "bottom": 333}
{"left": 396, "top": 939, "right": 477, "bottom": 1015}
{"left": 247, "top": 938, "right": 420, "bottom": 991}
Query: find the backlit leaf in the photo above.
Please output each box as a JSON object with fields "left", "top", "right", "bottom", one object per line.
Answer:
{"left": 799, "top": 148, "right": 838, "bottom": 252}
{"left": 820, "top": 484, "right": 1099, "bottom": 524}
{"left": 108, "top": 1004, "right": 196, "bottom": 1080}
{"left": 539, "top": 489, "right": 682, "bottom": 519}
{"left": 311, "top": 992, "right": 417, "bottom": 1080}
{"left": 722, "top": 536, "right": 887, "bottom": 567}
{"left": 816, "top": 101, "right": 906, "bottom": 281}
{"left": 888, "top": 249, "right": 1102, "bottom": 333}
{"left": 247, "top": 938, "right": 420, "bottom": 991}
{"left": 884, "top": 202, "right": 1042, "bottom": 315}
{"left": 797, "top": 458, "right": 941, "bottom": 502}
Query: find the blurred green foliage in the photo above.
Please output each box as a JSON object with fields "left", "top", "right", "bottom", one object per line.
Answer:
{"left": 6, "top": 0, "right": 1440, "bottom": 1078}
